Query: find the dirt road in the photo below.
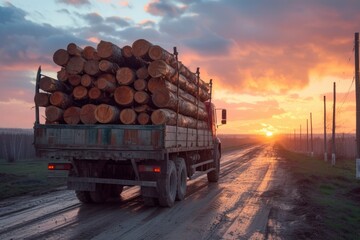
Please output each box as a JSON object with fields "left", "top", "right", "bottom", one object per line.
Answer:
{"left": 0, "top": 144, "right": 297, "bottom": 240}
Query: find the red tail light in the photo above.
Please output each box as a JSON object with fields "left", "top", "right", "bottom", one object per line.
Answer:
{"left": 139, "top": 165, "right": 161, "bottom": 173}
{"left": 48, "top": 163, "right": 72, "bottom": 170}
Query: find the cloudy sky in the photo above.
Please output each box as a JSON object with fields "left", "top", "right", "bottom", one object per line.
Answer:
{"left": 0, "top": 0, "right": 358, "bottom": 135}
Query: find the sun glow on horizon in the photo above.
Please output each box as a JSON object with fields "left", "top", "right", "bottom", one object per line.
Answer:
{"left": 266, "top": 131, "right": 273, "bottom": 137}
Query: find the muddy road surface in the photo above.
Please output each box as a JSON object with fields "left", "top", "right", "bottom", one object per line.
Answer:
{"left": 0, "top": 144, "right": 296, "bottom": 239}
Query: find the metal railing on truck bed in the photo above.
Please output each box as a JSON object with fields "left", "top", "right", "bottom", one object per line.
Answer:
{"left": 34, "top": 124, "right": 213, "bottom": 161}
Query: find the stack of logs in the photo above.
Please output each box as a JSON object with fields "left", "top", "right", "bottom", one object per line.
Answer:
{"left": 34, "top": 39, "right": 211, "bottom": 129}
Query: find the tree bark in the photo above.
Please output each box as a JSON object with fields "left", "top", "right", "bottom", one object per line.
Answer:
{"left": 39, "top": 76, "right": 66, "bottom": 93}
{"left": 97, "top": 40, "right": 124, "bottom": 65}
{"left": 50, "top": 91, "right": 72, "bottom": 109}
{"left": 134, "top": 78, "right": 147, "bottom": 91}
{"left": 148, "top": 60, "right": 176, "bottom": 79}
{"left": 95, "top": 104, "right": 119, "bottom": 123}
{"left": 137, "top": 112, "right": 150, "bottom": 125}
{"left": 116, "top": 67, "right": 136, "bottom": 85}
{"left": 120, "top": 108, "right": 137, "bottom": 124}
{"left": 34, "top": 92, "right": 50, "bottom": 107}
{"left": 80, "top": 104, "right": 97, "bottom": 124}
{"left": 66, "top": 56, "right": 86, "bottom": 75}
{"left": 45, "top": 106, "right": 64, "bottom": 122}
{"left": 114, "top": 86, "right": 134, "bottom": 106}
{"left": 99, "top": 60, "right": 119, "bottom": 74}
{"left": 73, "top": 86, "right": 88, "bottom": 100}
{"left": 84, "top": 60, "right": 100, "bottom": 76}
{"left": 53, "top": 49, "right": 69, "bottom": 67}
{"left": 64, "top": 106, "right": 81, "bottom": 124}
{"left": 67, "top": 43, "right": 83, "bottom": 56}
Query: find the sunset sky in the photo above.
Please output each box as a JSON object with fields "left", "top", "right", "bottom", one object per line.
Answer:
{"left": 0, "top": 0, "right": 359, "bottom": 136}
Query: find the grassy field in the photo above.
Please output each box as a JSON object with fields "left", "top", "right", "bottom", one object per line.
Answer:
{"left": 276, "top": 145, "right": 360, "bottom": 239}
{"left": 0, "top": 160, "right": 66, "bottom": 200}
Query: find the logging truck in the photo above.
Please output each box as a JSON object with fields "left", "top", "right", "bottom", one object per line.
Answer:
{"left": 33, "top": 39, "right": 226, "bottom": 207}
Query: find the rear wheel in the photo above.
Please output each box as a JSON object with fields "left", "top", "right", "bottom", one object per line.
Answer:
{"left": 157, "top": 160, "right": 177, "bottom": 207}
{"left": 75, "top": 191, "right": 92, "bottom": 203}
{"left": 90, "top": 184, "right": 111, "bottom": 203}
{"left": 175, "top": 158, "right": 187, "bottom": 201}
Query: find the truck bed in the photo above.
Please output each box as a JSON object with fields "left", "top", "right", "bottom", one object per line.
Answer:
{"left": 34, "top": 124, "right": 213, "bottom": 161}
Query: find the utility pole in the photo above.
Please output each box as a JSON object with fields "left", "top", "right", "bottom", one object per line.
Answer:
{"left": 300, "top": 124, "right": 302, "bottom": 152}
{"left": 324, "top": 96, "right": 327, "bottom": 161}
{"left": 310, "top": 112, "right": 313, "bottom": 157}
{"left": 293, "top": 129, "right": 296, "bottom": 151}
{"left": 354, "top": 32, "right": 360, "bottom": 178}
{"left": 307, "top": 119, "right": 309, "bottom": 155}
{"left": 332, "top": 82, "right": 336, "bottom": 166}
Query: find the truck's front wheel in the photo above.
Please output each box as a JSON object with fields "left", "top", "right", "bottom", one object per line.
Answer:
{"left": 157, "top": 160, "right": 177, "bottom": 207}
{"left": 207, "top": 147, "right": 220, "bottom": 182}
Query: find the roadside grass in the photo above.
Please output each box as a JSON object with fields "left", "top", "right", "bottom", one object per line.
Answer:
{"left": 0, "top": 159, "right": 66, "bottom": 200}
{"left": 276, "top": 145, "right": 360, "bottom": 239}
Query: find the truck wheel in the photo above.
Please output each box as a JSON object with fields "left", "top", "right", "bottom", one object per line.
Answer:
{"left": 207, "top": 148, "right": 220, "bottom": 183}
{"left": 90, "top": 184, "right": 111, "bottom": 203}
{"left": 157, "top": 160, "right": 177, "bottom": 207}
{"left": 175, "top": 158, "right": 187, "bottom": 201}
{"left": 75, "top": 191, "right": 92, "bottom": 203}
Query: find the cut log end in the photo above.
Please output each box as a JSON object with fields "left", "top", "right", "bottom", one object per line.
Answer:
{"left": 137, "top": 112, "right": 150, "bottom": 125}
{"left": 80, "top": 104, "right": 97, "bottom": 124}
{"left": 34, "top": 92, "right": 50, "bottom": 107}
{"left": 132, "top": 39, "right": 152, "bottom": 58}
{"left": 95, "top": 104, "right": 119, "bottom": 123}
{"left": 114, "top": 86, "right": 134, "bottom": 106}
{"left": 64, "top": 106, "right": 81, "bottom": 124}
{"left": 116, "top": 67, "right": 136, "bottom": 85}
{"left": 73, "top": 86, "right": 88, "bottom": 100}
{"left": 53, "top": 49, "right": 69, "bottom": 67}
{"left": 120, "top": 108, "right": 137, "bottom": 125}
{"left": 45, "top": 106, "right": 64, "bottom": 122}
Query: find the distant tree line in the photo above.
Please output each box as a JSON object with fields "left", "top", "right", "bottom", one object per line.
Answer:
{"left": 0, "top": 129, "right": 35, "bottom": 162}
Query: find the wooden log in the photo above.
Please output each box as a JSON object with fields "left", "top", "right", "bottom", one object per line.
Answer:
{"left": 95, "top": 104, "right": 119, "bottom": 123}
{"left": 97, "top": 78, "right": 116, "bottom": 93}
{"left": 81, "top": 74, "right": 95, "bottom": 87}
{"left": 84, "top": 60, "right": 100, "bottom": 76}
{"left": 134, "top": 78, "right": 147, "bottom": 91}
{"left": 64, "top": 106, "right": 81, "bottom": 125}
{"left": 134, "top": 91, "right": 149, "bottom": 105}
{"left": 148, "top": 45, "right": 176, "bottom": 67}
{"left": 53, "top": 49, "right": 69, "bottom": 67}
{"left": 89, "top": 87, "right": 103, "bottom": 100}
{"left": 34, "top": 92, "right": 50, "bottom": 107}
{"left": 121, "top": 45, "right": 144, "bottom": 69}
{"left": 116, "top": 67, "right": 136, "bottom": 85}
{"left": 97, "top": 40, "right": 124, "bottom": 65}
{"left": 68, "top": 74, "right": 82, "bottom": 86}
{"left": 97, "top": 73, "right": 116, "bottom": 84}
{"left": 99, "top": 60, "right": 119, "bottom": 74}
{"left": 134, "top": 104, "right": 152, "bottom": 113}
{"left": 57, "top": 68, "right": 68, "bottom": 82}
{"left": 152, "top": 89, "right": 208, "bottom": 120}
{"left": 119, "top": 108, "right": 137, "bottom": 125}
{"left": 50, "top": 91, "right": 72, "bottom": 109}
{"left": 132, "top": 39, "right": 152, "bottom": 60}
{"left": 66, "top": 56, "right": 86, "bottom": 75}
{"left": 67, "top": 43, "right": 83, "bottom": 56}
{"left": 45, "top": 106, "right": 64, "bottom": 122}
{"left": 73, "top": 86, "right": 88, "bottom": 100}
{"left": 137, "top": 112, "right": 150, "bottom": 125}
{"left": 151, "top": 109, "right": 177, "bottom": 126}
{"left": 122, "top": 45, "right": 133, "bottom": 58}
{"left": 80, "top": 104, "right": 97, "bottom": 124}
{"left": 148, "top": 60, "right": 176, "bottom": 79}
{"left": 83, "top": 46, "right": 101, "bottom": 60}
{"left": 136, "top": 66, "right": 149, "bottom": 79}
{"left": 114, "top": 86, "right": 134, "bottom": 106}
{"left": 39, "top": 76, "right": 65, "bottom": 93}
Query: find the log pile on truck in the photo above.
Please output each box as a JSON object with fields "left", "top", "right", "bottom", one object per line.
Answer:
{"left": 35, "top": 39, "right": 211, "bottom": 129}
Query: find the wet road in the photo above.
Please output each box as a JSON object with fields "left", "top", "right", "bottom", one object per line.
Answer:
{"left": 0, "top": 144, "right": 289, "bottom": 240}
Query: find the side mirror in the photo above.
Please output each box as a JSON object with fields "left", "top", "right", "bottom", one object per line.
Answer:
{"left": 221, "top": 109, "right": 227, "bottom": 124}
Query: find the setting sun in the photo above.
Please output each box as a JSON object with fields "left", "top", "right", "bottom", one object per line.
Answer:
{"left": 266, "top": 131, "right": 273, "bottom": 137}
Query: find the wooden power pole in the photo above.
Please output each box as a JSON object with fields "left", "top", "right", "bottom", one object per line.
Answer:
{"left": 307, "top": 119, "right": 309, "bottom": 154}
{"left": 310, "top": 112, "right": 313, "bottom": 157}
{"left": 324, "top": 95, "right": 327, "bottom": 161}
{"left": 355, "top": 32, "right": 360, "bottom": 178}
{"left": 332, "top": 82, "right": 336, "bottom": 166}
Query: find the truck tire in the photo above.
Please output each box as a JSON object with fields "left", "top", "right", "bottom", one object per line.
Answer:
{"left": 175, "top": 158, "right": 187, "bottom": 201}
{"left": 90, "top": 184, "right": 111, "bottom": 203}
{"left": 75, "top": 191, "right": 92, "bottom": 203}
{"left": 157, "top": 160, "right": 177, "bottom": 207}
{"left": 207, "top": 147, "right": 220, "bottom": 183}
